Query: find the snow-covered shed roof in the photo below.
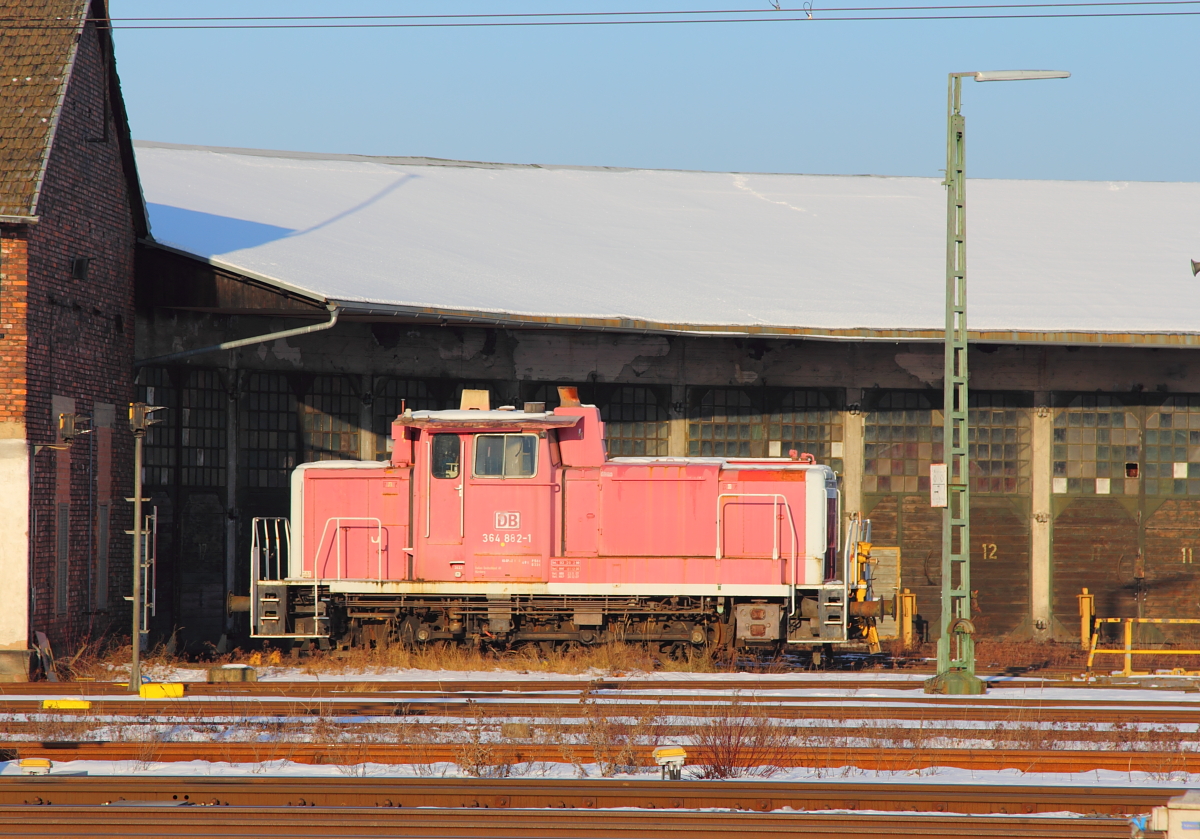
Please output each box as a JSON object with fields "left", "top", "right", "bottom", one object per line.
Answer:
{"left": 134, "top": 141, "right": 1200, "bottom": 346}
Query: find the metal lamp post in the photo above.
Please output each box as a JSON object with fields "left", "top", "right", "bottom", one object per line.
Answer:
{"left": 924, "top": 69, "right": 1069, "bottom": 696}
{"left": 128, "top": 402, "right": 164, "bottom": 692}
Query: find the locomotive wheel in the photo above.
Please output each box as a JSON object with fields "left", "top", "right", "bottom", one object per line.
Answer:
{"left": 709, "top": 620, "right": 736, "bottom": 665}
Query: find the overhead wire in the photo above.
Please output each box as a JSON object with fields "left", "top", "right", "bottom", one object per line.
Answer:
{"left": 2, "top": 2, "right": 1200, "bottom": 28}
{"left": 90, "top": 11, "right": 1199, "bottom": 29}
{"left": 77, "top": 0, "right": 1200, "bottom": 20}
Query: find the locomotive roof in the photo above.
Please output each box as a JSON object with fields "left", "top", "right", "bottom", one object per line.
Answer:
{"left": 612, "top": 457, "right": 835, "bottom": 472}
{"left": 395, "top": 409, "right": 581, "bottom": 430}
{"left": 135, "top": 141, "right": 1200, "bottom": 346}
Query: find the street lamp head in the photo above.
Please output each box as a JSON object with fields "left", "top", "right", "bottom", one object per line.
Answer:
{"left": 1191, "top": 259, "right": 1200, "bottom": 277}
{"left": 971, "top": 70, "right": 1070, "bottom": 82}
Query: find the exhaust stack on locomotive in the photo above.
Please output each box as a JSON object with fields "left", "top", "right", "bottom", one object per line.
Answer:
{"left": 248, "top": 387, "right": 891, "bottom": 655}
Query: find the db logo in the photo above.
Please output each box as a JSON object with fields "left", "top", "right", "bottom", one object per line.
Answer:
{"left": 495, "top": 511, "right": 520, "bottom": 530}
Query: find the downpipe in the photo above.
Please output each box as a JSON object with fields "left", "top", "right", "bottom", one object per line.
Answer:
{"left": 134, "top": 304, "right": 340, "bottom": 367}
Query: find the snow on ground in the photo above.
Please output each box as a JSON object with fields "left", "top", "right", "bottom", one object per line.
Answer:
{"left": 0, "top": 757, "right": 1192, "bottom": 791}
{"left": 24, "top": 672, "right": 1200, "bottom": 708}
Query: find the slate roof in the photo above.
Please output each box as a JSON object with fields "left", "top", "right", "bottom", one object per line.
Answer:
{"left": 0, "top": 0, "right": 87, "bottom": 218}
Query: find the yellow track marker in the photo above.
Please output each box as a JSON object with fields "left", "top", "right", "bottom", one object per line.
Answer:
{"left": 41, "top": 699, "right": 91, "bottom": 710}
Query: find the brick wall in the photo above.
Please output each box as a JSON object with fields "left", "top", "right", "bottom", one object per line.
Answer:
{"left": 0, "top": 232, "right": 29, "bottom": 424}
{"left": 22, "top": 17, "right": 137, "bottom": 649}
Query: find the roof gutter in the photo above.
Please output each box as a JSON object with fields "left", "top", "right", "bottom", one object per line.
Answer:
{"left": 134, "top": 304, "right": 340, "bottom": 368}
{"left": 331, "top": 300, "right": 1200, "bottom": 348}
{"left": 135, "top": 245, "right": 1200, "bottom": 349}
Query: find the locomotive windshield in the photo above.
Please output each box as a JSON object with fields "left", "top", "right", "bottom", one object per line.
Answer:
{"left": 431, "top": 434, "right": 461, "bottom": 479}
{"left": 474, "top": 433, "right": 537, "bottom": 478}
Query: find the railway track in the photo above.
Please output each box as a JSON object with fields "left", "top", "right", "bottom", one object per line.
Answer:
{"left": 3, "top": 695, "right": 1199, "bottom": 719}
{"left": 3, "top": 685, "right": 1199, "bottom": 725}
{"left": 0, "top": 667, "right": 1094, "bottom": 696}
{"left": 6, "top": 740, "right": 1199, "bottom": 772}
{"left": 0, "top": 804, "right": 1134, "bottom": 838}
{"left": 4, "top": 676, "right": 1195, "bottom": 775}
{"left": 0, "top": 775, "right": 1176, "bottom": 814}
{"left": 0, "top": 721, "right": 1183, "bottom": 752}
{"left": 0, "top": 672, "right": 1090, "bottom": 697}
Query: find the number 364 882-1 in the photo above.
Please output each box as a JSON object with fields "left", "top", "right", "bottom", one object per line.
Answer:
{"left": 482, "top": 532, "right": 531, "bottom": 544}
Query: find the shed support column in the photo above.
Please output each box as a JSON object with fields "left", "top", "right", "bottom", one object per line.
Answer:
{"left": 1030, "top": 397, "right": 1052, "bottom": 641}
{"left": 842, "top": 404, "right": 864, "bottom": 529}
{"left": 0, "top": 425, "right": 30, "bottom": 680}
{"left": 359, "top": 375, "right": 375, "bottom": 461}
{"left": 667, "top": 385, "right": 686, "bottom": 457}
{"left": 224, "top": 362, "right": 239, "bottom": 633}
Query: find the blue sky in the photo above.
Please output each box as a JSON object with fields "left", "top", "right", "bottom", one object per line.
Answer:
{"left": 109, "top": 2, "right": 1199, "bottom": 181}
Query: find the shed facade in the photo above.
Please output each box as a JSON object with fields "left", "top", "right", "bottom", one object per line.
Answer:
{"left": 130, "top": 139, "right": 1200, "bottom": 647}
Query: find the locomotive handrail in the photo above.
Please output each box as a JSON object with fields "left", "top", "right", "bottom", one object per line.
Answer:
{"left": 249, "top": 517, "right": 291, "bottom": 637}
{"left": 715, "top": 493, "right": 799, "bottom": 613}
{"left": 313, "top": 516, "right": 384, "bottom": 581}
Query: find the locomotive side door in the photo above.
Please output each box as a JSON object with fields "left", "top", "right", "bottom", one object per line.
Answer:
{"left": 464, "top": 432, "right": 553, "bottom": 582}
{"left": 413, "top": 432, "right": 467, "bottom": 579}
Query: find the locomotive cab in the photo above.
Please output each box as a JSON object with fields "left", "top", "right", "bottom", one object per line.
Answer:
{"left": 247, "top": 387, "right": 889, "bottom": 657}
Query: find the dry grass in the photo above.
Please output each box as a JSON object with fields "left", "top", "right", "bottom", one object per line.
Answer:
{"left": 292, "top": 639, "right": 722, "bottom": 677}
{"left": 872, "top": 639, "right": 1088, "bottom": 673}
{"left": 973, "top": 640, "right": 1088, "bottom": 671}
{"left": 454, "top": 705, "right": 518, "bottom": 778}
{"left": 688, "top": 698, "right": 794, "bottom": 779}
{"left": 66, "top": 637, "right": 194, "bottom": 682}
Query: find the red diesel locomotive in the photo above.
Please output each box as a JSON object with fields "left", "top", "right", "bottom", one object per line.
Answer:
{"left": 247, "top": 388, "right": 892, "bottom": 656}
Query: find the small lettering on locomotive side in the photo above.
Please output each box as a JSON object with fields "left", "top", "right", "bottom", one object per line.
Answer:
{"left": 481, "top": 532, "right": 532, "bottom": 544}
{"left": 495, "top": 511, "right": 520, "bottom": 529}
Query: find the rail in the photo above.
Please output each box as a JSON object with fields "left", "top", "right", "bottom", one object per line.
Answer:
{"left": 4, "top": 740, "right": 1198, "bottom": 776}
{"left": 1086, "top": 616, "right": 1200, "bottom": 676}
{"left": 0, "top": 776, "right": 1173, "bottom": 817}
{"left": 714, "top": 493, "right": 799, "bottom": 611}
{"left": 0, "top": 804, "right": 1135, "bottom": 839}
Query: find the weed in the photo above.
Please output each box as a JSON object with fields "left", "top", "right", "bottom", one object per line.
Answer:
{"left": 454, "top": 706, "right": 514, "bottom": 778}
{"left": 972, "top": 640, "right": 1086, "bottom": 672}
{"left": 576, "top": 699, "right": 660, "bottom": 777}
{"left": 689, "top": 696, "right": 793, "bottom": 779}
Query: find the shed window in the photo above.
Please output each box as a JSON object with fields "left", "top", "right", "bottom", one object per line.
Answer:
{"left": 474, "top": 434, "right": 537, "bottom": 478}
{"left": 431, "top": 434, "right": 460, "bottom": 479}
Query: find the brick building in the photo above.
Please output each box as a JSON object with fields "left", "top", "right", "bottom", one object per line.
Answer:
{"left": 0, "top": 0, "right": 146, "bottom": 678}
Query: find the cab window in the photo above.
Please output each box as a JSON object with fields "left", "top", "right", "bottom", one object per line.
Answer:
{"left": 431, "top": 434, "right": 460, "bottom": 479}
{"left": 474, "top": 434, "right": 537, "bottom": 478}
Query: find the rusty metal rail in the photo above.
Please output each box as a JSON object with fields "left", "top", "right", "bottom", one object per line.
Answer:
{"left": 6, "top": 740, "right": 1200, "bottom": 773}
{"left": 0, "top": 718, "right": 1193, "bottom": 750}
{"left": 0, "top": 804, "right": 1134, "bottom": 838}
{"left": 0, "top": 673, "right": 1086, "bottom": 698}
{"left": 3, "top": 694, "right": 1200, "bottom": 725}
{"left": 0, "top": 775, "right": 1175, "bottom": 815}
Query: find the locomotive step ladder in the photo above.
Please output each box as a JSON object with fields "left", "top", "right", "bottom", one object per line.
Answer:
{"left": 818, "top": 588, "right": 847, "bottom": 641}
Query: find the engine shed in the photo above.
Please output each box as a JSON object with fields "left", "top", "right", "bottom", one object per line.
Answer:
{"left": 130, "top": 142, "right": 1200, "bottom": 649}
